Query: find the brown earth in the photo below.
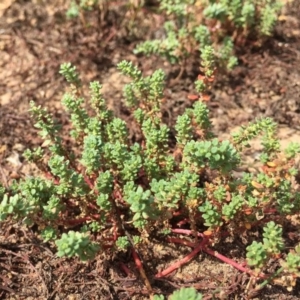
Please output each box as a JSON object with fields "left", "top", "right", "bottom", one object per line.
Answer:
{"left": 0, "top": 0, "right": 300, "bottom": 299}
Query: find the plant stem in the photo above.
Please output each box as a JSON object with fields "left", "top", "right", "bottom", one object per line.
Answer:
{"left": 131, "top": 247, "right": 153, "bottom": 292}
{"left": 155, "top": 237, "right": 208, "bottom": 278}
{"left": 170, "top": 228, "right": 267, "bottom": 279}
{"left": 255, "top": 267, "right": 283, "bottom": 291}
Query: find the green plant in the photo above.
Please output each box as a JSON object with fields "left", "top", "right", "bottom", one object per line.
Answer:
{"left": 281, "top": 244, "right": 300, "bottom": 278}
{"left": 246, "top": 221, "right": 284, "bottom": 269}
{"left": 66, "top": 0, "right": 99, "bottom": 19}
{"left": 116, "top": 236, "right": 130, "bottom": 250}
{"left": 154, "top": 287, "right": 203, "bottom": 300}
{"left": 246, "top": 232, "right": 300, "bottom": 292}
{"left": 1, "top": 60, "right": 299, "bottom": 296}
{"left": 56, "top": 231, "right": 99, "bottom": 261}
{"left": 135, "top": 0, "right": 283, "bottom": 73}
{"left": 246, "top": 241, "right": 268, "bottom": 270}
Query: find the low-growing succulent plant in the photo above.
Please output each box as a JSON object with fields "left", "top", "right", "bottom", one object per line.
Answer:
{"left": 135, "top": 0, "right": 283, "bottom": 72}
{"left": 65, "top": 0, "right": 283, "bottom": 75}
{"left": 1, "top": 54, "right": 300, "bottom": 296}
{"left": 154, "top": 286, "right": 203, "bottom": 300}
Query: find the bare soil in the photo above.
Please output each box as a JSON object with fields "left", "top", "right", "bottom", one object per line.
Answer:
{"left": 0, "top": 0, "right": 300, "bottom": 299}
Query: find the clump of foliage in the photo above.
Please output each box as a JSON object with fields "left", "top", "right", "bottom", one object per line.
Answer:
{"left": 154, "top": 287, "right": 203, "bottom": 300}
{"left": 135, "top": 0, "right": 283, "bottom": 71}
{"left": 66, "top": 0, "right": 99, "bottom": 19}
{"left": 1, "top": 52, "right": 299, "bottom": 296}
{"left": 65, "top": 0, "right": 283, "bottom": 72}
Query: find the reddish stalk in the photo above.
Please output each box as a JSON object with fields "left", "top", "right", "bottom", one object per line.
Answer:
{"left": 83, "top": 175, "right": 95, "bottom": 190}
{"left": 171, "top": 228, "right": 204, "bottom": 238}
{"left": 131, "top": 247, "right": 153, "bottom": 292}
{"left": 87, "top": 202, "right": 100, "bottom": 211}
{"left": 173, "top": 210, "right": 184, "bottom": 217}
{"left": 63, "top": 213, "right": 100, "bottom": 226}
{"left": 167, "top": 237, "right": 195, "bottom": 248}
{"left": 120, "top": 262, "right": 134, "bottom": 277}
{"left": 112, "top": 219, "right": 119, "bottom": 242}
{"left": 89, "top": 213, "right": 101, "bottom": 220}
{"left": 202, "top": 247, "right": 265, "bottom": 279}
{"left": 263, "top": 208, "right": 277, "bottom": 214}
{"left": 155, "top": 237, "right": 208, "bottom": 278}
{"left": 66, "top": 198, "right": 99, "bottom": 211}
{"left": 102, "top": 243, "right": 114, "bottom": 250}
{"left": 43, "top": 171, "right": 59, "bottom": 184}
{"left": 64, "top": 216, "right": 92, "bottom": 226}
{"left": 176, "top": 218, "right": 189, "bottom": 227}
{"left": 168, "top": 228, "right": 267, "bottom": 279}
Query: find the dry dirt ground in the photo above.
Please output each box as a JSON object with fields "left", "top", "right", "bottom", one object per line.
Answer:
{"left": 0, "top": 0, "right": 300, "bottom": 299}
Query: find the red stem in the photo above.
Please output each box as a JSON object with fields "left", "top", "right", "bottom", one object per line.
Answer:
{"left": 176, "top": 218, "right": 189, "bottom": 227}
{"left": 263, "top": 208, "right": 277, "bottom": 214}
{"left": 202, "top": 247, "right": 265, "bottom": 279}
{"left": 64, "top": 213, "right": 100, "bottom": 226}
{"left": 120, "top": 262, "right": 133, "bottom": 277}
{"left": 173, "top": 210, "right": 184, "bottom": 217}
{"left": 87, "top": 202, "right": 99, "bottom": 211}
{"left": 83, "top": 175, "right": 95, "bottom": 191}
{"left": 132, "top": 247, "right": 153, "bottom": 291}
{"left": 167, "top": 229, "right": 267, "bottom": 279}
{"left": 155, "top": 238, "right": 208, "bottom": 278}
{"left": 132, "top": 248, "right": 142, "bottom": 269}
{"left": 112, "top": 219, "right": 118, "bottom": 242}
{"left": 66, "top": 199, "right": 99, "bottom": 211}
{"left": 171, "top": 228, "right": 204, "bottom": 238}
{"left": 64, "top": 216, "right": 92, "bottom": 226}
{"left": 43, "top": 171, "right": 59, "bottom": 184}
{"left": 167, "top": 237, "right": 195, "bottom": 248}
